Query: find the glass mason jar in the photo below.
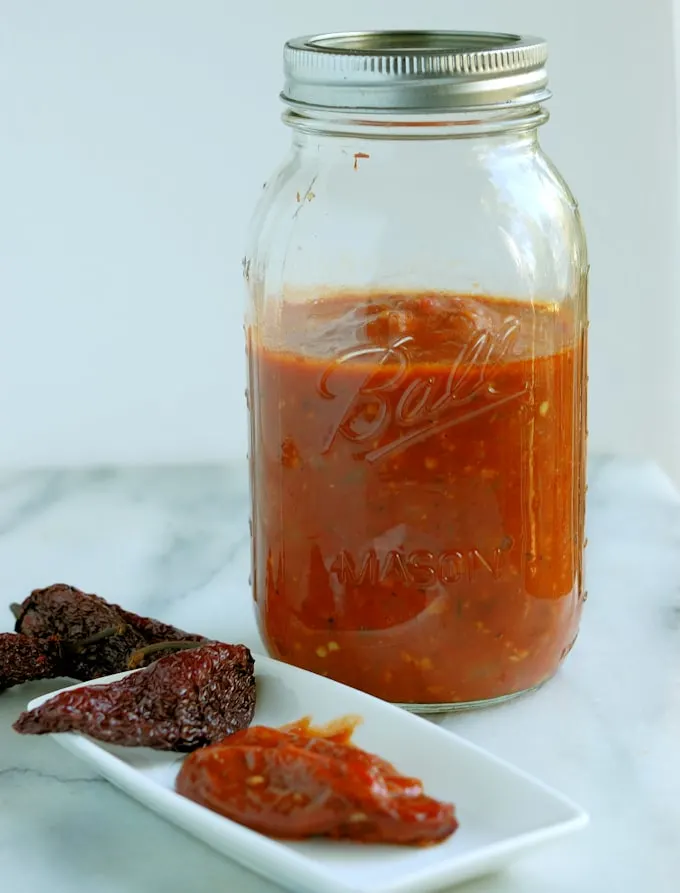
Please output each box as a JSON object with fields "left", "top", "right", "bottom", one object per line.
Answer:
{"left": 245, "top": 31, "right": 588, "bottom": 712}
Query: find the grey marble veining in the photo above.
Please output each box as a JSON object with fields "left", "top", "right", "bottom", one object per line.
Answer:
{"left": 0, "top": 456, "right": 678, "bottom": 893}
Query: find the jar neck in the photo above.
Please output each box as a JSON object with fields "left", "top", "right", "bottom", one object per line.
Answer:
{"left": 283, "top": 103, "right": 548, "bottom": 143}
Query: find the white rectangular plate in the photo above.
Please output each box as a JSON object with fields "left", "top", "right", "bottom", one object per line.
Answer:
{"left": 27, "top": 654, "right": 588, "bottom": 893}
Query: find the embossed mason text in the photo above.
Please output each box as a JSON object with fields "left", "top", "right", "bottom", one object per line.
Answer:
{"left": 330, "top": 547, "right": 508, "bottom": 588}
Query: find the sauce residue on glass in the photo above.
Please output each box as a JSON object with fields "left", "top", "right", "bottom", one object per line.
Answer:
{"left": 176, "top": 715, "right": 458, "bottom": 845}
{"left": 249, "top": 291, "right": 586, "bottom": 705}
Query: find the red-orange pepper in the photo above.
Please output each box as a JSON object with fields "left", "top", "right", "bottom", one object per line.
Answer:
{"left": 176, "top": 721, "right": 457, "bottom": 845}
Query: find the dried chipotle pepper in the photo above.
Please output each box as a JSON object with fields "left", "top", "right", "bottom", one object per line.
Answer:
{"left": 13, "top": 643, "right": 256, "bottom": 751}
{"left": 0, "top": 633, "right": 62, "bottom": 693}
{"left": 176, "top": 720, "right": 457, "bottom": 845}
{"left": 0, "top": 583, "right": 208, "bottom": 693}
{"left": 15, "top": 583, "right": 206, "bottom": 667}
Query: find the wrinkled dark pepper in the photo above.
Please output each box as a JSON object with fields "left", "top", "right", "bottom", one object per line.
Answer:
{"left": 0, "top": 633, "right": 63, "bottom": 692}
{"left": 14, "top": 643, "right": 256, "bottom": 751}
{"left": 0, "top": 583, "right": 207, "bottom": 693}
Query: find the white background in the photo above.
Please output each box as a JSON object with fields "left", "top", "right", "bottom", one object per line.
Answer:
{"left": 1, "top": 1, "right": 678, "bottom": 479}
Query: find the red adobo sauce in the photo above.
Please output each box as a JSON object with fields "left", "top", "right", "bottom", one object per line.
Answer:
{"left": 250, "top": 292, "right": 586, "bottom": 705}
{"left": 176, "top": 716, "right": 457, "bottom": 844}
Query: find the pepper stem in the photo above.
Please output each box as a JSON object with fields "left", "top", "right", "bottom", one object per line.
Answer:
{"left": 65, "top": 624, "right": 127, "bottom": 653}
{"left": 127, "top": 640, "right": 207, "bottom": 670}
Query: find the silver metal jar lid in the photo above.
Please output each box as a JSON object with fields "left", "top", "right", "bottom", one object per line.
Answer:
{"left": 282, "top": 31, "right": 550, "bottom": 114}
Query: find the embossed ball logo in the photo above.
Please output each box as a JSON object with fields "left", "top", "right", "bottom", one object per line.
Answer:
{"left": 318, "top": 317, "right": 527, "bottom": 461}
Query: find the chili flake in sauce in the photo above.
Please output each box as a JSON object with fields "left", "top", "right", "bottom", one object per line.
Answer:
{"left": 249, "top": 291, "right": 586, "bottom": 706}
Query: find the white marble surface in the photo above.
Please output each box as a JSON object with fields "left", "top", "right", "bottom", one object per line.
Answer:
{"left": 0, "top": 456, "right": 678, "bottom": 893}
